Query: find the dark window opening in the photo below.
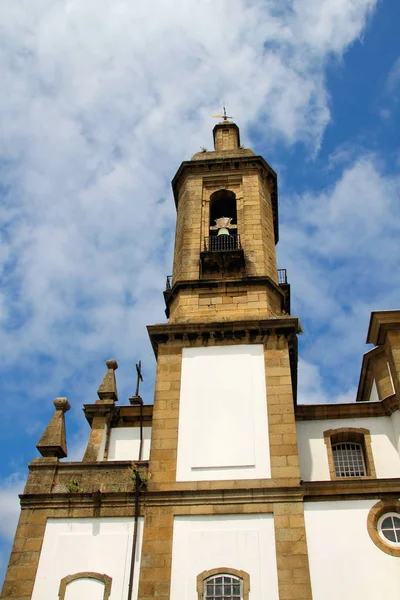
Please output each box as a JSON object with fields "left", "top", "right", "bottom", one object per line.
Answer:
{"left": 209, "top": 190, "right": 237, "bottom": 236}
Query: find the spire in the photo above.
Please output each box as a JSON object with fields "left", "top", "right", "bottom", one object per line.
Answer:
{"left": 36, "top": 397, "right": 70, "bottom": 459}
{"left": 97, "top": 359, "right": 118, "bottom": 404}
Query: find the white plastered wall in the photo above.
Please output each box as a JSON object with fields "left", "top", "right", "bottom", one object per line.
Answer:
{"left": 176, "top": 344, "right": 270, "bottom": 481}
{"left": 31, "top": 517, "right": 143, "bottom": 600}
{"left": 170, "top": 515, "right": 279, "bottom": 600}
{"left": 305, "top": 500, "right": 400, "bottom": 599}
{"left": 391, "top": 410, "right": 400, "bottom": 456}
{"left": 107, "top": 426, "right": 151, "bottom": 461}
{"left": 296, "top": 416, "right": 400, "bottom": 481}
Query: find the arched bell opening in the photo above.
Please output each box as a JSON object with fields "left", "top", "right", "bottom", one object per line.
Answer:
{"left": 208, "top": 190, "right": 238, "bottom": 251}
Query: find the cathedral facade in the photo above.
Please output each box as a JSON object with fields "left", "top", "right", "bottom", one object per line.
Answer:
{"left": 2, "top": 120, "right": 400, "bottom": 600}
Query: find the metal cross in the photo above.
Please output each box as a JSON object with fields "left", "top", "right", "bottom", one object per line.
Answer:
{"left": 135, "top": 360, "right": 143, "bottom": 397}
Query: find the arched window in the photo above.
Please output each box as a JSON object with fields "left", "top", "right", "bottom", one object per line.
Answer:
{"left": 58, "top": 572, "right": 112, "bottom": 600}
{"left": 209, "top": 190, "right": 237, "bottom": 233}
{"left": 324, "top": 428, "right": 376, "bottom": 480}
{"left": 197, "top": 568, "right": 250, "bottom": 600}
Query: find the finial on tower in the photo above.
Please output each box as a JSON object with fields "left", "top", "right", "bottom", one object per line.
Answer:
{"left": 97, "top": 359, "right": 119, "bottom": 404}
{"left": 212, "top": 105, "right": 240, "bottom": 151}
{"left": 36, "top": 397, "right": 71, "bottom": 459}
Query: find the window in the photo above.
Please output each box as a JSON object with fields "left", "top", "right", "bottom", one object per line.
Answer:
{"left": 197, "top": 569, "right": 249, "bottom": 600}
{"left": 378, "top": 513, "right": 400, "bottom": 547}
{"left": 367, "top": 500, "right": 400, "bottom": 556}
{"left": 332, "top": 442, "right": 366, "bottom": 477}
{"left": 204, "top": 574, "right": 242, "bottom": 600}
{"left": 209, "top": 190, "right": 237, "bottom": 231}
{"left": 323, "top": 428, "right": 376, "bottom": 480}
{"left": 58, "top": 572, "right": 112, "bottom": 600}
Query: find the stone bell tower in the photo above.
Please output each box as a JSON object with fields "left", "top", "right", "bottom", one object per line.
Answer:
{"left": 166, "top": 119, "right": 290, "bottom": 324}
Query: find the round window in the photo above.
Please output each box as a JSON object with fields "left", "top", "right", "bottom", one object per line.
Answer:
{"left": 378, "top": 513, "right": 400, "bottom": 546}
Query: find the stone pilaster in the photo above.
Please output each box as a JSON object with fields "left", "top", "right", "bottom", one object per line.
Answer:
{"left": 274, "top": 502, "right": 313, "bottom": 600}
{"left": 265, "top": 336, "right": 300, "bottom": 484}
{"left": 137, "top": 506, "right": 174, "bottom": 600}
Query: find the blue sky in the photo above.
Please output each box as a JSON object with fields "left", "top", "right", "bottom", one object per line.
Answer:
{"left": 0, "top": 0, "right": 400, "bottom": 585}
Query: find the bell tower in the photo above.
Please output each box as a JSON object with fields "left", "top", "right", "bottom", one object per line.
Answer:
{"left": 143, "top": 118, "right": 313, "bottom": 600}
{"left": 166, "top": 118, "right": 290, "bottom": 325}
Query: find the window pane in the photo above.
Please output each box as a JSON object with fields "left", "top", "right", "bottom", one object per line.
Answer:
{"left": 381, "top": 516, "right": 393, "bottom": 529}
{"left": 382, "top": 529, "right": 396, "bottom": 543}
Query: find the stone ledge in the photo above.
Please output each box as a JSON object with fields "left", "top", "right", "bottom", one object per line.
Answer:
{"left": 303, "top": 477, "right": 400, "bottom": 500}
{"left": 295, "top": 395, "right": 397, "bottom": 421}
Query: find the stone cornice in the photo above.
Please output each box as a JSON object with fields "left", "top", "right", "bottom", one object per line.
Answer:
{"left": 367, "top": 310, "right": 400, "bottom": 345}
{"left": 171, "top": 154, "right": 279, "bottom": 243}
{"left": 83, "top": 403, "right": 153, "bottom": 426}
{"left": 19, "top": 477, "right": 400, "bottom": 510}
{"left": 295, "top": 395, "right": 397, "bottom": 421}
{"left": 303, "top": 477, "right": 400, "bottom": 501}
{"left": 147, "top": 316, "right": 299, "bottom": 357}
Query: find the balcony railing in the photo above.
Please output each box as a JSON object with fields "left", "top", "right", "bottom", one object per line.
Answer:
{"left": 203, "top": 234, "right": 241, "bottom": 252}
{"left": 278, "top": 269, "right": 287, "bottom": 284}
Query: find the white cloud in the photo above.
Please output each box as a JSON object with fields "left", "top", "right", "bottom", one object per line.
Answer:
{"left": 0, "top": 473, "right": 25, "bottom": 541}
{"left": 279, "top": 154, "right": 400, "bottom": 394}
{"left": 298, "top": 358, "right": 357, "bottom": 404}
{"left": 385, "top": 56, "right": 400, "bottom": 94}
{"left": 0, "top": 0, "right": 378, "bottom": 401}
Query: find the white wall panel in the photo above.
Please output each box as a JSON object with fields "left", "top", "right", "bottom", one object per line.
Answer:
{"left": 305, "top": 500, "right": 400, "bottom": 599}
{"left": 296, "top": 416, "right": 400, "bottom": 481}
{"left": 31, "top": 518, "right": 143, "bottom": 600}
{"left": 107, "top": 426, "right": 151, "bottom": 461}
{"left": 176, "top": 344, "right": 270, "bottom": 481}
{"left": 170, "top": 515, "right": 279, "bottom": 600}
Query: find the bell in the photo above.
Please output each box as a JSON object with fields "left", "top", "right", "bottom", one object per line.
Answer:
{"left": 217, "top": 227, "right": 230, "bottom": 236}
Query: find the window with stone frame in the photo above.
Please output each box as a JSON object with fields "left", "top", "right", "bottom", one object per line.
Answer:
{"left": 197, "top": 568, "right": 250, "bottom": 600}
{"left": 324, "top": 427, "right": 376, "bottom": 480}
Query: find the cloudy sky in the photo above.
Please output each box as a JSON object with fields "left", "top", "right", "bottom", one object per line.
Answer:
{"left": 0, "top": 0, "right": 400, "bottom": 583}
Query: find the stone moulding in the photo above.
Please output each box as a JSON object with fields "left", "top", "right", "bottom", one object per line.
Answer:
{"left": 323, "top": 427, "right": 377, "bottom": 480}
{"left": 296, "top": 394, "right": 397, "bottom": 420}
{"left": 147, "top": 316, "right": 299, "bottom": 357}
{"left": 367, "top": 499, "right": 400, "bottom": 557}
{"left": 58, "top": 572, "right": 112, "bottom": 600}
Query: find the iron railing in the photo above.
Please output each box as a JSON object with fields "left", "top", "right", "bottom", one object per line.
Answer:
{"left": 203, "top": 234, "right": 241, "bottom": 252}
{"left": 278, "top": 269, "right": 287, "bottom": 284}
{"left": 166, "top": 275, "right": 172, "bottom": 291}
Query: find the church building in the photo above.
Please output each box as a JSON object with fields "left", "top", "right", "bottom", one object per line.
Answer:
{"left": 1, "top": 119, "right": 400, "bottom": 600}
